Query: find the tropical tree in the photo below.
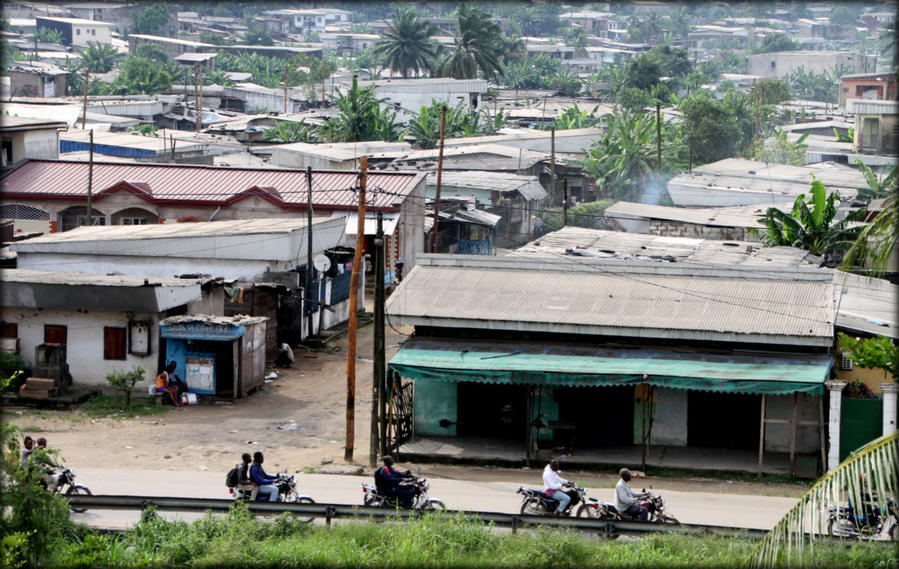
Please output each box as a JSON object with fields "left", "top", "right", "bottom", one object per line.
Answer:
{"left": 565, "top": 27, "right": 589, "bottom": 58}
{"left": 855, "top": 160, "right": 897, "bottom": 202}
{"left": 839, "top": 333, "right": 898, "bottom": 381}
{"left": 374, "top": 8, "right": 438, "bottom": 79}
{"left": 746, "top": 432, "right": 898, "bottom": 568}
{"left": 552, "top": 104, "right": 603, "bottom": 130}
{"left": 750, "top": 77, "right": 791, "bottom": 105}
{"left": 318, "top": 76, "right": 401, "bottom": 142}
{"left": 841, "top": 195, "right": 897, "bottom": 277}
{"left": 131, "top": 3, "right": 169, "bottom": 35}
{"left": 406, "top": 100, "right": 479, "bottom": 149}
{"left": 830, "top": 5, "right": 857, "bottom": 26}
{"left": 744, "top": 129, "right": 809, "bottom": 165}
{"left": 262, "top": 120, "right": 317, "bottom": 143}
{"left": 134, "top": 42, "right": 170, "bottom": 63}
{"left": 34, "top": 27, "right": 63, "bottom": 44}
{"left": 680, "top": 92, "right": 740, "bottom": 164}
{"left": 749, "top": 179, "right": 867, "bottom": 261}
{"left": 753, "top": 32, "right": 798, "bottom": 53}
{"left": 110, "top": 56, "right": 172, "bottom": 95}
{"left": 80, "top": 41, "right": 121, "bottom": 73}
{"left": 438, "top": 4, "right": 505, "bottom": 80}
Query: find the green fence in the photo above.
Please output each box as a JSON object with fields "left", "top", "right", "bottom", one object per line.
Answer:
{"left": 839, "top": 398, "right": 882, "bottom": 461}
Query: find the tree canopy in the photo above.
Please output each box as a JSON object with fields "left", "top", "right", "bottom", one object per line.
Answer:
{"left": 439, "top": 4, "right": 505, "bottom": 80}
{"left": 374, "top": 8, "right": 438, "bottom": 79}
{"left": 131, "top": 3, "right": 169, "bottom": 35}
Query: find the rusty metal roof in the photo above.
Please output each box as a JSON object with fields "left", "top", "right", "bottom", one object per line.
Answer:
{"left": 385, "top": 254, "right": 835, "bottom": 347}
{"left": 1, "top": 160, "right": 424, "bottom": 210}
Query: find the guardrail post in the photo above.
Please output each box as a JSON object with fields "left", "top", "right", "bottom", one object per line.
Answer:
{"left": 512, "top": 517, "right": 519, "bottom": 535}
{"left": 325, "top": 505, "right": 335, "bottom": 527}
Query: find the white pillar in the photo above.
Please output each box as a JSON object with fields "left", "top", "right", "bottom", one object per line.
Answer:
{"left": 880, "top": 383, "right": 898, "bottom": 436}
{"left": 826, "top": 380, "right": 847, "bottom": 471}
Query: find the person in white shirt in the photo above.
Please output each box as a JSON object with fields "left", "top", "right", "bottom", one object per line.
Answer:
{"left": 543, "top": 459, "right": 579, "bottom": 515}
{"left": 615, "top": 467, "right": 648, "bottom": 521}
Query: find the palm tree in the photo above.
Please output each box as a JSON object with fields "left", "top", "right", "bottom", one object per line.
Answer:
{"left": 747, "top": 432, "right": 898, "bottom": 568}
{"left": 582, "top": 109, "right": 658, "bottom": 200}
{"left": 81, "top": 41, "right": 121, "bottom": 73}
{"left": 841, "top": 194, "right": 897, "bottom": 277}
{"left": 318, "top": 76, "right": 401, "bottom": 143}
{"left": 262, "top": 120, "right": 317, "bottom": 143}
{"left": 749, "top": 179, "right": 867, "bottom": 262}
{"left": 438, "top": 4, "right": 505, "bottom": 80}
{"left": 855, "top": 160, "right": 897, "bottom": 202}
{"left": 373, "top": 8, "right": 438, "bottom": 79}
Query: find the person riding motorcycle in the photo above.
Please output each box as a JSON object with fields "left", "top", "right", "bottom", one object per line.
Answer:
{"left": 616, "top": 467, "right": 649, "bottom": 521}
{"left": 374, "top": 455, "right": 415, "bottom": 508}
{"left": 543, "top": 459, "right": 579, "bottom": 516}
{"left": 249, "top": 451, "right": 279, "bottom": 502}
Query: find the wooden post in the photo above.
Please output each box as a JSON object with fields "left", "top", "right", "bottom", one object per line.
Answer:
{"left": 81, "top": 69, "right": 89, "bottom": 130}
{"left": 562, "top": 177, "right": 569, "bottom": 226}
{"left": 284, "top": 69, "right": 289, "bottom": 114}
{"left": 370, "top": 212, "right": 385, "bottom": 466}
{"left": 655, "top": 102, "right": 662, "bottom": 171}
{"left": 789, "top": 392, "right": 798, "bottom": 477}
{"left": 194, "top": 65, "right": 201, "bottom": 132}
{"left": 345, "top": 156, "right": 367, "bottom": 462}
{"left": 429, "top": 105, "right": 447, "bottom": 253}
{"left": 550, "top": 126, "right": 556, "bottom": 204}
{"left": 818, "top": 396, "right": 826, "bottom": 475}
{"left": 305, "top": 166, "right": 314, "bottom": 340}
{"left": 86, "top": 129, "right": 93, "bottom": 226}
{"left": 758, "top": 395, "right": 766, "bottom": 475}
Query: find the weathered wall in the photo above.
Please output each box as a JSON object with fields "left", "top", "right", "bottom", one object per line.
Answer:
{"left": 649, "top": 388, "right": 688, "bottom": 446}
{"left": 764, "top": 393, "right": 821, "bottom": 453}
{"left": 413, "top": 378, "right": 457, "bottom": 436}
{"left": 646, "top": 220, "right": 753, "bottom": 241}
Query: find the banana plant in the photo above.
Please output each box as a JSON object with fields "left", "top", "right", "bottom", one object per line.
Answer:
{"left": 746, "top": 432, "right": 898, "bottom": 568}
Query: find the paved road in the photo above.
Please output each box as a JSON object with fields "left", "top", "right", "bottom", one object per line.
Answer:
{"left": 70, "top": 468, "right": 797, "bottom": 531}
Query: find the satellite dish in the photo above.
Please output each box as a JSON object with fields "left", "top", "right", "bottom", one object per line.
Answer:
{"left": 313, "top": 254, "right": 331, "bottom": 273}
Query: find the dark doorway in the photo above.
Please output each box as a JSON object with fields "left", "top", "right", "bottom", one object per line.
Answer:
{"left": 688, "top": 391, "right": 761, "bottom": 449}
{"left": 457, "top": 382, "right": 528, "bottom": 440}
{"left": 556, "top": 386, "right": 634, "bottom": 448}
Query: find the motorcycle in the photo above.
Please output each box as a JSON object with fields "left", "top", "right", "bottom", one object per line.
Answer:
{"left": 229, "top": 473, "right": 315, "bottom": 505}
{"left": 51, "top": 468, "right": 92, "bottom": 513}
{"left": 362, "top": 475, "right": 446, "bottom": 511}
{"left": 600, "top": 488, "right": 679, "bottom": 524}
{"left": 517, "top": 482, "right": 595, "bottom": 517}
{"left": 826, "top": 496, "right": 899, "bottom": 541}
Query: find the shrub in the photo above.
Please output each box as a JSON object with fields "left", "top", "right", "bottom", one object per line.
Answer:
{"left": 105, "top": 366, "right": 145, "bottom": 408}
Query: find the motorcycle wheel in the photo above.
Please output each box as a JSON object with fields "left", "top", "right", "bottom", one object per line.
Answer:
{"left": 292, "top": 496, "right": 315, "bottom": 523}
{"left": 576, "top": 504, "right": 599, "bottom": 519}
{"left": 889, "top": 522, "right": 898, "bottom": 542}
{"left": 363, "top": 495, "right": 377, "bottom": 507}
{"left": 423, "top": 499, "right": 446, "bottom": 511}
{"left": 661, "top": 514, "right": 679, "bottom": 524}
{"left": 827, "top": 518, "right": 839, "bottom": 537}
{"left": 66, "top": 485, "right": 92, "bottom": 513}
{"left": 520, "top": 498, "right": 544, "bottom": 516}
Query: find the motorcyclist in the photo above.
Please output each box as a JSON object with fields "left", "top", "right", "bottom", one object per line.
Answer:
{"left": 849, "top": 473, "right": 880, "bottom": 528}
{"left": 249, "top": 451, "right": 279, "bottom": 502}
{"left": 374, "top": 455, "right": 415, "bottom": 508}
{"left": 615, "top": 467, "right": 649, "bottom": 521}
{"left": 543, "top": 459, "right": 579, "bottom": 516}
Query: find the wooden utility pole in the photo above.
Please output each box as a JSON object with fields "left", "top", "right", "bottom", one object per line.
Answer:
{"left": 655, "top": 102, "right": 662, "bottom": 171}
{"left": 429, "top": 105, "right": 447, "bottom": 253}
{"left": 305, "top": 166, "right": 314, "bottom": 341}
{"left": 370, "top": 212, "right": 385, "bottom": 466}
{"left": 81, "top": 69, "right": 89, "bottom": 130}
{"left": 345, "top": 156, "right": 367, "bottom": 462}
{"left": 550, "top": 126, "right": 556, "bottom": 204}
{"left": 86, "top": 130, "right": 93, "bottom": 225}
{"left": 194, "top": 65, "right": 201, "bottom": 132}
{"left": 562, "top": 177, "right": 569, "bottom": 226}
{"left": 284, "top": 69, "right": 289, "bottom": 114}
{"left": 754, "top": 91, "right": 761, "bottom": 143}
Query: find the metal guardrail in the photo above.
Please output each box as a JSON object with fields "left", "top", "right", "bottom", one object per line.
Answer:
{"left": 67, "top": 495, "right": 770, "bottom": 539}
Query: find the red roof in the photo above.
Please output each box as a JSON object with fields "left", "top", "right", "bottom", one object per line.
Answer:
{"left": 1, "top": 160, "right": 423, "bottom": 211}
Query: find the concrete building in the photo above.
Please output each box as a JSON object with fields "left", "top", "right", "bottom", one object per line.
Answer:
{"left": 348, "top": 78, "right": 489, "bottom": 120}
{"left": 62, "top": 3, "right": 131, "bottom": 34}
{"left": 0, "top": 116, "right": 66, "bottom": 167}
{"left": 847, "top": 98, "right": 898, "bottom": 156}
{"left": 839, "top": 72, "right": 898, "bottom": 108}
{"left": 387, "top": 254, "right": 835, "bottom": 475}
{"left": 748, "top": 51, "right": 877, "bottom": 79}
{"left": 35, "top": 16, "right": 114, "bottom": 47}
{"left": 0, "top": 269, "right": 222, "bottom": 389}
{"left": 6, "top": 61, "right": 68, "bottom": 98}
{"left": 271, "top": 141, "right": 412, "bottom": 171}
{"left": 127, "top": 34, "right": 214, "bottom": 60}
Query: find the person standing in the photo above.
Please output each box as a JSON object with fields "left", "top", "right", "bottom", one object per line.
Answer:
{"left": 615, "top": 468, "right": 648, "bottom": 521}
{"left": 21, "top": 436, "right": 34, "bottom": 469}
{"left": 249, "top": 452, "right": 279, "bottom": 502}
{"left": 543, "top": 459, "right": 578, "bottom": 516}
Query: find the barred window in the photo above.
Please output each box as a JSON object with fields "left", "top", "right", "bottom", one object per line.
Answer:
{"left": 0, "top": 204, "right": 50, "bottom": 220}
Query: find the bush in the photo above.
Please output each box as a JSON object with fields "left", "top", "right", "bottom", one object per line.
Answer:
{"left": 106, "top": 366, "right": 145, "bottom": 408}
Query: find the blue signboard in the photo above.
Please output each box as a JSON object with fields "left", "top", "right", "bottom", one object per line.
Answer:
{"left": 160, "top": 321, "right": 246, "bottom": 341}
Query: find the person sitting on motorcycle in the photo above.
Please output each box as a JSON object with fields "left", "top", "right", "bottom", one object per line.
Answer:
{"left": 616, "top": 468, "right": 648, "bottom": 521}
{"left": 849, "top": 473, "right": 880, "bottom": 528}
{"left": 236, "top": 452, "right": 258, "bottom": 500}
{"left": 374, "top": 455, "right": 415, "bottom": 508}
{"left": 249, "top": 451, "right": 279, "bottom": 502}
{"left": 543, "top": 459, "right": 579, "bottom": 516}
{"left": 33, "top": 438, "right": 61, "bottom": 491}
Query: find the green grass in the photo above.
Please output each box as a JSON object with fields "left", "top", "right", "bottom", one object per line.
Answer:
{"left": 643, "top": 467, "right": 812, "bottom": 487}
{"left": 78, "top": 394, "right": 171, "bottom": 419}
{"left": 45, "top": 506, "right": 896, "bottom": 569}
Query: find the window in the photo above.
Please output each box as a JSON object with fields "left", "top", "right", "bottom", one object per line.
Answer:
{"left": 91, "top": 29, "right": 96, "bottom": 36}
{"left": 76, "top": 29, "right": 81, "bottom": 35}
{"left": 104, "top": 327, "right": 126, "bottom": 360}
{"left": 44, "top": 325, "right": 67, "bottom": 344}
{"left": 1, "top": 322, "right": 17, "bottom": 338}
{"left": 77, "top": 215, "right": 106, "bottom": 226}
{"left": 122, "top": 217, "right": 148, "bottom": 225}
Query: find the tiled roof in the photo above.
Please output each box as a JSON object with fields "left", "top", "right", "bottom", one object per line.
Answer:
{"left": 1, "top": 160, "right": 424, "bottom": 210}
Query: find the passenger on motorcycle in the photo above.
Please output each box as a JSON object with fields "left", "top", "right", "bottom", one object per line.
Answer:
{"left": 33, "top": 438, "right": 61, "bottom": 491}
{"left": 849, "top": 473, "right": 880, "bottom": 527}
{"left": 375, "top": 455, "right": 415, "bottom": 508}
{"left": 236, "top": 453, "right": 258, "bottom": 500}
{"left": 616, "top": 468, "right": 648, "bottom": 521}
{"left": 249, "top": 451, "right": 279, "bottom": 502}
{"left": 543, "top": 459, "right": 579, "bottom": 516}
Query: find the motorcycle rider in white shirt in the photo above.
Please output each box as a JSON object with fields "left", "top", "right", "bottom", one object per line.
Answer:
{"left": 543, "top": 459, "right": 579, "bottom": 516}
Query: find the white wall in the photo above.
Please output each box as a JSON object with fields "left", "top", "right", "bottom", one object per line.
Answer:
{"left": 17, "top": 129, "right": 59, "bottom": 161}
{"left": 72, "top": 24, "right": 112, "bottom": 47}
{"left": 1, "top": 307, "right": 160, "bottom": 389}
{"left": 650, "top": 387, "right": 688, "bottom": 446}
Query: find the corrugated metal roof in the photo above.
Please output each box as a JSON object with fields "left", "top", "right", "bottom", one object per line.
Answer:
{"left": 385, "top": 254, "right": 834, "bottom": 346}
{"left": 604, "top": 200, "right": 794, "bottom": 228}
{"left": 0, "top": 268, "right": 202, "bottom": 287}
{"left": 426, "top": 171, "right": 547, "bottom": 201}
{"left": 846, "top": 98, "right": 899, "bottom": 114}
{"left": 834, "top": 271, "right": 897, "bottom": 338}
{"left": 1, "top": 160, "right": 424, "bottom": 210}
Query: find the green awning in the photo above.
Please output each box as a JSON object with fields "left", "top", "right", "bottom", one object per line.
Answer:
{"left": 388, "top": 340, "right": 833, "bottom": 396}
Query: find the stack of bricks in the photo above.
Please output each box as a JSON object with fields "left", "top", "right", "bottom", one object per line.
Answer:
{"left": 19, "top": 377, "right": 58, "bottom": 398}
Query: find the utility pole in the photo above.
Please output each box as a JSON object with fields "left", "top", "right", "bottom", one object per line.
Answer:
{"left": 345, "top": 156, "right": 367, "bottom": 462}
{"left": 81, "top": 69, "right": 89, "bottom": 130}
{"left": 305, "top": 166, "right": 314, "bottom": 341}
{"left": 284, "top": 68, "right": 289, "bottom": 114}
{"left": 655, "top": 102, "right": 662, "bottom": 171}
{"left": 429, "top": 104, "right": 447, "bottom": 253}
{"left": 754, "top": 90, "right": 761, "bottom": 143}
{"left": 194, "top": 65, "right": 201, "bottom": 132}
{"left": 370, "top": 212, "right": 385, "bottom": 466}
{"left": 86, "top": 130, "right": 93, "bottom": 226}
{"left": 550, "top": 126, "right": 556, "bottom": 204}
{"left": 562, "top": 177, "right": 569, "bottom": 226}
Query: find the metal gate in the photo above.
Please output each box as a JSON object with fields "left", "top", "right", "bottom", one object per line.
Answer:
{"left": 386, "top": 372, "right": 413, "bottom": 452}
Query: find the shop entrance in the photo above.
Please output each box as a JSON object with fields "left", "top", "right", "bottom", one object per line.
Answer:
{"left": 457, "top": 382, "right": 528, "bottom": 440}
{"left": 688, "top": 391, "right": 760, "bottom": 449}
{"left": 555, "top": 386, "right": 634, "bottom": 448}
